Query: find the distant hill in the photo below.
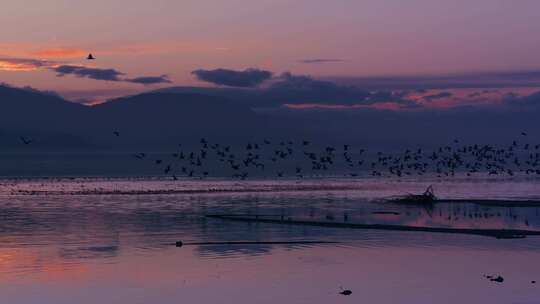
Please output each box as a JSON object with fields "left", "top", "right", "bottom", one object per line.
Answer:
{"left": 0, "top": 84, "right": 539, "bottom": 151}
{"left": 0, "top": 85, "right": 95, "bottom": 149}
{"left": 0, "top": 84, "right": 87, "bottom": 128}
{"left": 0, "top": 87, "right": 295, "bottom": 150}
{"left": 90, "top": 92, "right": 280, "bottom": 147}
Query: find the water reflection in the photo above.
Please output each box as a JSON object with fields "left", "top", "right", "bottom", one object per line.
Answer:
{"left": 1, "top": 178, "right": 540, "bottom": 303}
{"left": 1, "top": 179, "right": 540, "bottom": 258}
{"left": 58, "top": 246, "right": 119, "bottom": 260}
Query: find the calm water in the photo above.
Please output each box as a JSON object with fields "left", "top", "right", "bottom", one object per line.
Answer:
{"left": 1, "top": 177, "right": 540, "bottom": 304}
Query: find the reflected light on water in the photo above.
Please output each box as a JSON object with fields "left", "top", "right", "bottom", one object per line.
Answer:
{"left": 0, "top": 177, "right": 540, "bottom": 303}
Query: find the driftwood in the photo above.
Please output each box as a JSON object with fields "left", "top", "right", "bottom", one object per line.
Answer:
{"left": 386, "top": 185, "right": 437, "bottom": 205}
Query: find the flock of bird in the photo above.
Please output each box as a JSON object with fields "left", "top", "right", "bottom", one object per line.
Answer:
{"left": 111, "top": 132, "right": 540, "bottom": 180}
{"left": 18, "top": 131, "right": 540, "bottom": 180}
{"left": 14, "top": 53, "right": 540, "bottom": 181}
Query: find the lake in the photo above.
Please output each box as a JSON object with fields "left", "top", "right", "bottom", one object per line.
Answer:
{"left": 0, "top": 176, "right": 539, "bottom": 303}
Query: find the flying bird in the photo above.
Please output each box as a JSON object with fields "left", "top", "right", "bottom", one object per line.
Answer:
{"left": 339, "top": 288, "right": 352, "bottom": 296}
{"left": 133, "top": 153, "right": 146, "bottom": 159}
{"left": 20, "top": 136, "right": 33, "bottom": 145}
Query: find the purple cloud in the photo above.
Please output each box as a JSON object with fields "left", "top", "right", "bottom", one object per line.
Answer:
{"left": 127, "top": 75, "right": 171, "bottom": 85}
{"left": 52, "top": 65, "right": 124, "bottom": 81}
{"left": 192, "top": 68, "right": 272, "bottom": 87}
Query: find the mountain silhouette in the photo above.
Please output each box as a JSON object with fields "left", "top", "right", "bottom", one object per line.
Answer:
{"left": 90, "top": 92, "right": 277, "bottom": 147}
{"left": 0, "top": 85, "right": 94, "bottom": 148}
{"left": 0, "top": 84, "right": 539, "bottom": 152}
{"left": 0, "top": 87, "right": 293, "bottom": 149}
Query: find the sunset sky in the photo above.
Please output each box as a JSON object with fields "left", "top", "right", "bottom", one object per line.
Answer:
{"left": 1, "top": 0, "right": 540, "bottom": 103}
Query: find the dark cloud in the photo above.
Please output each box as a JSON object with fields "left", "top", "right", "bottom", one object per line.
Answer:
{"left": 192, "top": 68, "right": 273, "bottom": 87}
{"left": 225, "top": 72, "right": 416, "bottom": 107}
{"left": 422, "top": 92, "right": 453, "bottom": 101}
{"left": 268, "top": 73, "right": 416, "bottom": 107}
{"left": 160, "top": 72, "right": 419, "bottom": 108}
{"left": 299, "top": 59, "right": 346, "bottom": 64}
{"left": 271, "top": 72, "right": 338, "bottom": 90}
{"left": 51, "top": 65, "right": 172, "bottom": 86}
{"left": 126, "top": 75, "right": 171, "bottom": 85}
{"left": 264, "top": 72, "right": 371, "bottom": 105}
{"left": 1, "top": 57, "right": 171, "bottom": 87}
{"left": 52, "top": 65, "right": 124, "bottom": 81}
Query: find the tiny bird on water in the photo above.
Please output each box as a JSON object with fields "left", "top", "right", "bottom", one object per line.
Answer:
{"left": 87, "top": 53, "right": 96, "bottom": 60}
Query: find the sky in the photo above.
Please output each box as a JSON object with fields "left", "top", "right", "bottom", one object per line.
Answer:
{"left": 1, "top": 0, "right": 540, "bottom": 103}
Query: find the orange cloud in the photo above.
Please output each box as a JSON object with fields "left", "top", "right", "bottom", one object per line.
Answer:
{"left": 0, "top": 41, "right": 229, "bottom": 62}
{"left": 30, "top": 48, "right": 87, "bottom": 58}
{"left": 0, "top": 61, "right": 36, "bottom": 71}
{"left": 0, "top": 58, "right": 57, "bottom": 71}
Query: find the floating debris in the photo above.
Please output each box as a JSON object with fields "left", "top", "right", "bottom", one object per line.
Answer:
{"left": 386, "top": 185, "right": 437, "bottom": 205}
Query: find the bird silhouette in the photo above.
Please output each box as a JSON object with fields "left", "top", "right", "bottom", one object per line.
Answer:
{"left": 20, "top": 136, "right": 33, "bottom": 145}
{"left": 133, "top": 153, "right": 146, "bottom": 159}
{"left": 116, "top": 135, "right": 540, "bottom": 180}
{"left": 339, "top": 287, "right": 352, "bottom": 296}
{"left": 87, "top": 53, "right": 96, "bottom": 60}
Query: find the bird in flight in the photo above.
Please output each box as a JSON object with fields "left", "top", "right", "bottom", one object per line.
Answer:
{"left": 20, "top": 136, "right": 33, "bottom": 145}
{"left": 87, "top": 53, "right": 96, "bottom": 60}
{"left": 339, "top": 287, "right": 352, "bottom": 296}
